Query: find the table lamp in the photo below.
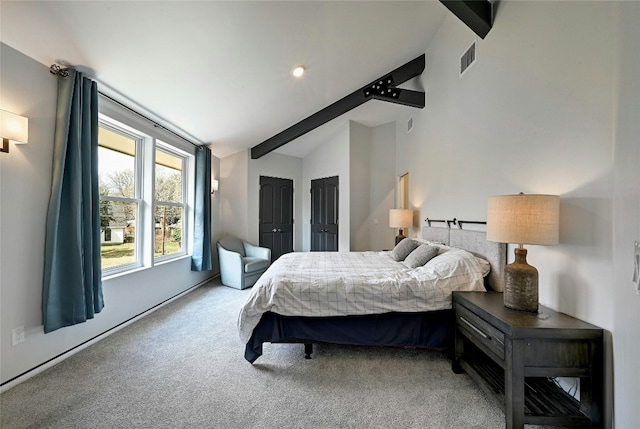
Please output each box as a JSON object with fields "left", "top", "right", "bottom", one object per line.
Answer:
{"left": 389, "top": 209, "right": 413, "bottom": 245}
{"left": 487, "top": 193, "right": 560, "bottom": 312}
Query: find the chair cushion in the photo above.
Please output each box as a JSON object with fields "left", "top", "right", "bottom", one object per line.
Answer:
{"left": 243, "top": 257, "right": 270, "bottom": 273}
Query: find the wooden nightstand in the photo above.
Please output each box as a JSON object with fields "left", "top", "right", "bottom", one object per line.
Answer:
{"left": 452, "top": 291, "right": 604, "bottom": 429}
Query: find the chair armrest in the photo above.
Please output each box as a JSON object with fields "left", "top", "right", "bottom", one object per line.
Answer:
{"left": 217, "top": 245, "right": 243, "bottom": 267}
{"left": 243, "top": 241, "right": 271, "bottom": 261}
{"left": 217, "top": 244, "right": 245, "bottom": 288}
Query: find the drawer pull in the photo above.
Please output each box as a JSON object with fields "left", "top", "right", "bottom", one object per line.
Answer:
{"left": 460, "top": 316, "right": 490, "bottom": 340}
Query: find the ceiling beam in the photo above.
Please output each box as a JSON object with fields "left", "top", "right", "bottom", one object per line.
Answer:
{"left": 251, "top": 54, "right": 425, "bottom": 159}
{"left": 440, "top": 0, "right": 493, "bottom": 39}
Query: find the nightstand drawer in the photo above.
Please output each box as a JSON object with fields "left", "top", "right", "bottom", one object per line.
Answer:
{"left": 456, "top": 304, "right": 505, "bottom": 358}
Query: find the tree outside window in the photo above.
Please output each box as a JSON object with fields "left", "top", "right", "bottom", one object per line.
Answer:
{"left": 154, "top": 147, "right": 185, "bottom": 259}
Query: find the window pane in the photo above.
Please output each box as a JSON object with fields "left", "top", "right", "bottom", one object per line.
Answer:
{"left": 99, "top": 127, "right": 136, "bottom": 198}
{"left": 155, "top": 149, "right": 183, "bottom": 203}
{"left": 101, "top": 201, "right": 137, "bottom": 269}
{"left": 154, "top": 205, "right": 183, "bottom": 257}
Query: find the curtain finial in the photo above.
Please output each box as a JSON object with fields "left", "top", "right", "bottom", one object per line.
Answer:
{"left": 50, "top": 64, "right": 70, "bottom": 78}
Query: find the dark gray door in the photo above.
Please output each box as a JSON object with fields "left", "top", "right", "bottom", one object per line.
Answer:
{"left": 310, "top": 176, "right": 339, "bottom": 251}
{"left": 259, "top": 176, "right": 294, "bottom": 261}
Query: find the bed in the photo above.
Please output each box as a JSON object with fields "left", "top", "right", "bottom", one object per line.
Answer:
{"left": 238, "top": 226, "right": 506, "bottom": 363}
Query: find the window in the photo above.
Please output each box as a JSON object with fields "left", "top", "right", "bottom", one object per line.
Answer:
{"left": 98, "top": 125, "right": 141, "bottom": 271}
{"left": 154, "top": 145, "right": 186, "bottom": 260}
{"left": 97, "top": 101, "right": 193, "bottom": 277}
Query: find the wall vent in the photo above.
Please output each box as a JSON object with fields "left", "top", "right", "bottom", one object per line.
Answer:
{"left": 407, "top": 117, "right": 414, "bottom": 133}
{"left": 460, "top": 41, "right": 476, "bottom": 76}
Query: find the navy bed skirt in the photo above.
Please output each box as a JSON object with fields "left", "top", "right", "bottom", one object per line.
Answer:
{"left": 244, "top": 310, "right": 453, "bottom": 363}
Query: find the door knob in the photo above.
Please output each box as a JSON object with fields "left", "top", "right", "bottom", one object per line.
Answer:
{"left": 272, "top": 228, "right": 278, "bottom": 233}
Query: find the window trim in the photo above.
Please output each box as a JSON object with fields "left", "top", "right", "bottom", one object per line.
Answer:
{"left": 98, "top": 121, "right": 144, "bottom": 275}
{"left": 153, "top": 143, "right": 189, "bottom": 262}
{"left": 97, "top": 97, "right": 195, "bottom": 278}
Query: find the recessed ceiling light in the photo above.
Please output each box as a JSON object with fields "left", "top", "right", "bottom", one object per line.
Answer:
{"left": 292, "top": 66, "right": 305, "bottom": 78}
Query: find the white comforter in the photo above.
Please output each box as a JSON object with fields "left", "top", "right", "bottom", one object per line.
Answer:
{"left": 237, "top": 247, "right": 486, "bottom": 343}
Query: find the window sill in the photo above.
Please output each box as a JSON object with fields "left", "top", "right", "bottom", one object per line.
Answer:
{"left": 102, "top": 265, "right": 148, "bottom": 281}
{"left": 102, "top": 255, "right": 191, "bottom": 281}
{"left": 154, "top": 253, "right": 190, "bottom": 266}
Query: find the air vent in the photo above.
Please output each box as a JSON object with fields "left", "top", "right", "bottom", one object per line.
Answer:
{"left": 460, "top": 41, "right": 476, "bottom": 76}
{"left": 407, "top": 117, "right": 414, "bottom": 133}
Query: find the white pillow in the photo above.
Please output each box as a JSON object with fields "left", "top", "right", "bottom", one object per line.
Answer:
{"left": 414, "top": 238, "right": 446, "bottom": 247}
{"left": 475, "top": 256, "right": 491, "bottom": 277}
{"left": 413, "top": 248, "right": 487, "bottom": 292}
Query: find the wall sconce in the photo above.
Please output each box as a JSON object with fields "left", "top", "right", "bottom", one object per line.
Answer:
{"left": 211, "top": 179, "right": 219, "bottom": 195}
{"left": 0, "top": 109, "right": 29, "bottom": 153}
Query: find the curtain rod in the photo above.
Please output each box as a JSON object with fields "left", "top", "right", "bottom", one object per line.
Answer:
{"left": 50, "top": 64, "right": 201, "bottom": 148}
{"left": 98, "top": 92, "right": 200, "bottom": 148}
{"left": 424, "top": 217, "right": 487, "bottom": 229}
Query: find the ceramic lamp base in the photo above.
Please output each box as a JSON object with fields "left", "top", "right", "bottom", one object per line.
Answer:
{"left": 504, "top": 247, "right": 539, "bottom": 312}
{"left": 395, "top": 229, "right": 406, "bottom": 245}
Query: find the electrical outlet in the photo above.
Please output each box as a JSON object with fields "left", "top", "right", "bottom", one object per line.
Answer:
{"left": 12, "top": 326, "right": 25, "bottom": 346}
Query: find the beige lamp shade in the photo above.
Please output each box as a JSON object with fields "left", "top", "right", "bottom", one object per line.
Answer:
{"left": 487, "top": 193, "right": 560, "bottom": 312}
{"left": 487, "top": 194, "right": 560, "bottom": 246}
{"left": 389, "top": 209, "right": 413, "bottom": 228}
{"left": 0, "top": 110, "right": 29, "bottom": 144}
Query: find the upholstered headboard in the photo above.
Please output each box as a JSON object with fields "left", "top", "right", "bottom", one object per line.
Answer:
{"left": 421, "top": 226, "right": 451, "bottom": 246}
{"left": 422, "top": 226, "right": 506, "bottom": 292}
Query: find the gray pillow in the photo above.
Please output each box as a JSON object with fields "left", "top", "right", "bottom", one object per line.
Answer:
{"left": 403, "top": 244, "right": 440, "bottom": 268}
{"left": 390, "top": 238, "right": 419, "bottom": 261}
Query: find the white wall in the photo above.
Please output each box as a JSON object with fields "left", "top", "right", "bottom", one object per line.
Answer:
{"left": 0, "top": 44, "right": 213, "bottom": 386}
{"left": 369, "top": 122, "right": 396, "bottom": 251}
{"left": 210, "top": 155, "right": 222, "bottom": 272}
{"left": 349, "top": 122, "right": 371, "bottom": 251}
{"left": 394, "top": 1, "right": 636, "bottom": 426}
{"left": 248, "top": 152, "right": 303, "bottom": 250}
{"left": 219, "top": 149, "right": 249, "bottom": 241}
{"left": 302, "top": 125, "right": 350, "bottom": 251}
{"left": 611, "top": 1, "right": 640, "bottom": 428}
{"left": 399, "top": 0, "right": 615, "bottom": 318}
{"left": 348, "top": 121, "right": 397, "bottom": 251}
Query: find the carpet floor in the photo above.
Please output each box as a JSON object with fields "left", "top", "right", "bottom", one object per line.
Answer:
{"left": 1, "top": 279, "right": 565, "bottom": 428}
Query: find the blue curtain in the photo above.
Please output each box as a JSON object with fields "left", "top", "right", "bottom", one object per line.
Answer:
{"left": 43, "top": 70, "right": 103, "bottom": 333}
{"left": 191, "top": 146, "right": 213, "bottom": 271}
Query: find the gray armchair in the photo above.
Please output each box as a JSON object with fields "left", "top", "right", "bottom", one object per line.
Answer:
{"left": 216, "top": 236, "right": 271, "bottom": 289}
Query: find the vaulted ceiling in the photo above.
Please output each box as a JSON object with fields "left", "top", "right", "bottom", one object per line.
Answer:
{"left": 1, "top": 1, "right": 450, "bottom": 158}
